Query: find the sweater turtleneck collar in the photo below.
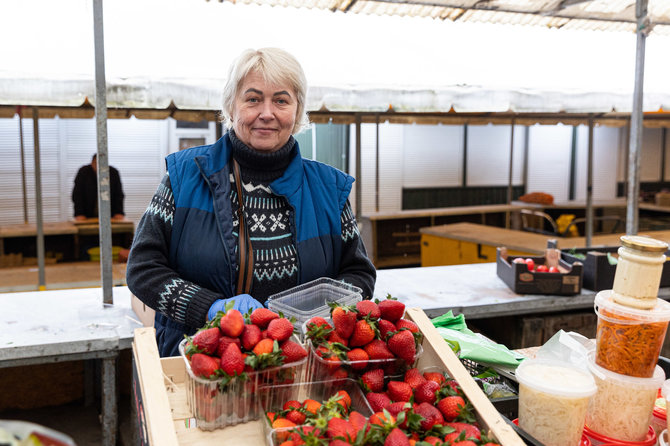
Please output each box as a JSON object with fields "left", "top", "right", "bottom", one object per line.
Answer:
{"left": 229, "top": 129, "right": 297, "bottom": 183}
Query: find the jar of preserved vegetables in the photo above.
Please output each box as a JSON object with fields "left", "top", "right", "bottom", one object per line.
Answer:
{"left": 612, "top": 235, "right": 668, "bottom": 309}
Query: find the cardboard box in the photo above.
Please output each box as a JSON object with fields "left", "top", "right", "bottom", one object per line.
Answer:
{"left": 656, "top": 192, "right": 670, "bottom": 207}
{"left": 132, "top": 309, "right": 525, "bottom": 445}
{"left": 496, "top": 247, "right": 583, "bottom": 295}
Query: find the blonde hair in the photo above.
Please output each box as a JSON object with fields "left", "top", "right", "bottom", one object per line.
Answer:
{"left": 221, "top": 48, "right": 309, "bottom": 135}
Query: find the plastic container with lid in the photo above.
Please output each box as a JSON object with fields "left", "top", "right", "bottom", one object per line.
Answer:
{"left": 515, "top": 359, "right": 597, "bottom": 446}
{"left": 512, "top": 419, "right": 591, "bottom": 446}
{"left": 662, "top": 380, "right": 670, "bottom": 434}
{"left": 612, "top": 235, "right": 668, "bottom": 309}
{"left": 594, "top": 290, "right": 670, "bottom": 378}
{"left": 585, "top": 351, "right": 665, "bottom": 442}
{"left": 582, "top": 424, "right": 657, "bottom": 446}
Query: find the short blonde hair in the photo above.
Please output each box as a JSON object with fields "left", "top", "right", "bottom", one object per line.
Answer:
{"left": 221, "top": 48, "right": 309, "bottom": 135}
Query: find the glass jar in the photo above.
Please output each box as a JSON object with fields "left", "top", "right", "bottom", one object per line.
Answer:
{"left": 612, "top": 235, "right": 668, "bottom": 309}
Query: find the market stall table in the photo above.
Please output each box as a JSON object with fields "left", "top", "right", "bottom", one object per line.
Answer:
{"left": 0, "top": 286, "right": 142, "bottom": 446}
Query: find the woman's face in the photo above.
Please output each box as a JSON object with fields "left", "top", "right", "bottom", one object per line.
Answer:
{"left": 232, "top": 71, "right": 298, "bottom": 152}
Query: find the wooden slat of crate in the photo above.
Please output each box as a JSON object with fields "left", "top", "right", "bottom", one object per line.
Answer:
{"left": 406, "top": 308, "right": 525, "bottom": 446}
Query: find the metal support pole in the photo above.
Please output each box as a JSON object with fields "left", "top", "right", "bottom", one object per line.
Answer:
{"left": 355, "top": 114, "right": 362, "bottom": 217}
{"left": 32, "top": 108, "right": 46, "bottom": 290}
{"left": 93, "top": 0, "right": 113, "bottom": 304}
{"left": 17, "top": 107, "right": 28, "bottom": 223}
{"left": 101, "top": 356, "right": 118, "bottom": 446}
{"left": 586, "top": 116, "right": 595, "bottom": 247}
{"left": 506, "top": 119, "right": 515, "bottom": 228}
{"left": 375, "top": 114, "right": 380, "bottom": 213}
{"left": 626, "top": 0, "right": 649, "bottom": 235}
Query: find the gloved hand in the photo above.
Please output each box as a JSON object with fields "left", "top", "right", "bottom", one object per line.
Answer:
{"left": 207, "top": 294, "right": 263, "bottom": 320}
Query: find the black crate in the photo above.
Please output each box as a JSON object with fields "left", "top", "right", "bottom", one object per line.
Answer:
{"left": 461, "top": 358, "right": 519, "bottom": 420}
{"left": 496, "top": 247, "right": 583, "bottom": 295}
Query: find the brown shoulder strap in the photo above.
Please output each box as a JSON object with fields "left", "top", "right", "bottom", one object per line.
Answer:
{"left": 232, "top": 159, "right": 254, "bottom": 295}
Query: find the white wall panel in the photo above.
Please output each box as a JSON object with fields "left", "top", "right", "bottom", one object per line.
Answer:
{"left": 378, "top": 123, "right": 403, "bottom": 213}
{"left": 402, "top": 124, "right": 463, "bottom": 188}
{"left": 526, "top": 124, "right": 572, "bottom": 202}
{"left": 640, "top": 127, "right": 663, "bottom": 182}
{"left": 467, "top": 124, "right": 525, "bottom": 186}
{"left": 575, "top": 125, "right": 619, "bottom": 201}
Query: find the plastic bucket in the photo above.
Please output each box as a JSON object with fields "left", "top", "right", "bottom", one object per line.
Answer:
{"left": 582, "top": 425, "right": 656, "bottom": 446}
{"left": 87, "top": 246, "right": 122, "bottom": 262}
{"left": 594, "top": 290, "right": 670, "bottom": 378}
{"left": 585, "top": 352, "right": 664, "bottom": 442}
{"left": 515, "top": 359, "right": 596, "bottom": 446}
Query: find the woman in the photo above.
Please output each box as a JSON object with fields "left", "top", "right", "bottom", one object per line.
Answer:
{"left": 126, "top": 48, "right": 376, "bottom": 357}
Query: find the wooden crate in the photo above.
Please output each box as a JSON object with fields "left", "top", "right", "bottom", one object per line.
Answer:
{"left": 132, "top": 308, "right": 524, "bottom": 445}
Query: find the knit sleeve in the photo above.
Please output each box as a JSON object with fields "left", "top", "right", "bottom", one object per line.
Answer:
{"left": 126, "top": 174, "right": 221, "bottom": 328}
{"left": 335, "top": 200, "right": 377, "bottom": 299}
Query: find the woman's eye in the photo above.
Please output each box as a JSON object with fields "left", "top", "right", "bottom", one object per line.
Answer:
{"left": 248, "top": 97, "right": 259, "bottom": 103}
{"left": 276, "top": 98, "right": 288, "bottom": 104}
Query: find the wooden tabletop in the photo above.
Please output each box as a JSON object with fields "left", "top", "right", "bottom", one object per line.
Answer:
{"left": 0, "top": 220, "right": 134, "bottom": 238}
{"left": 510, "top": 199, "right": 628, "bottom": 209}
{"left": 362, "top": 204, "right": 525, "bottom": 220}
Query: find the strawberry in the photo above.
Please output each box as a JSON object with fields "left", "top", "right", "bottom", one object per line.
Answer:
{"left": 387, "top": 330, "right": 416, "bottom": 363}
{"left": 327, "top": 330, "right": 349, "bottom": 346}
{"left": 215, "top": 335, "right": 241, "bottom": 357}
{"left": 305, "top": 316, "right": 331, "bottom": 330}
{"left": 385, "top": 427, "right": 410, "bottom": 446}
{"left": 414, "top": 380, "right": 440, "bottom": 405}
{"left": 330, "top": 303, "right": 357, "bottom": 340}
{"left": 253, "top": 338, "right": 275, "bottom": 355}
{"left": 423, "top": 437, "right": 443, "bottom": 446}
{"left": 414, "top": 402, "right": 444, "bottom": 431}
{"left": 445, "top": 379, "right": 463, "bottom": 396}
{"left": 220, "top": 309, "right": 245, "bottom": 337}
{"left": 423, "top": 371, "right": 446, "bottom": 386}
{"left": 302, "top": 398, "right": 322, "bottom": 415}
{"left": 356, "top": 300, "right": 381, "bottom": 319}
{"left": 378, "top": 298, "right": 405, "bottom": 322}
{"left": 285, "top": 409, "right": 306, "bottom": 425}
{"left": 387, "top": 380, "right": 413, "bottom": 402}
{"left": 437, "top": 395, "right": 466, "bottom": 421}
{"left": 190, "top": 353, "right": 220, "bottom": 378}
{"left": 191, "top": 327, "right": 220, "bottom": 355}
{"left": 250, "top": 307, "right": 279, "bottom": 328}
{"left": 334, "top": 389, "right": 352, "bottom": 410}
{"left": 272, "top": 418, "right": 297, "bottom": 442}
{"left": 395, "top": 319, "right": 419, "bottom": 333}
{"left": 267, "top": 317, "right": 294, "bottom": 342}
{"left": 280, "top": 340, "right": 308, "bottom": 363}
{"left": 327, "top": 417, "right": 356, "bottom": 441}
{"left": 404, "top": 368, "right": 427, "bottom": 389}
{"left": 360, "top": 368, "right": 385, "bottom": 393}
{"left": 241, "top": 324, "right": 262, "bottom": 351}
{"left": 444, "top": 422, "right": 481, "bottom": 440}
{"left": 378, "top": 319, "right": 397, "bottom": 340}
{"left": 220, "top": 343, "right": 245, "bottom": 376}
{"left": 366, "top": 392, "right": 391, "bottom": 412}
{"left": 349, "top": 319, "right": 377, "bottom": 347}
{"left": 283, "top": 400, "right": 302, "bottom": 410}
{"left": 386, "top": 401, "right": 408, "bottom": 417}
{"left": 451, "top": 442, "right": 477, "bottom": 446}
{"left": 364, "top": 339, "right": 394, "bottom": 361}
{"left": 348, "top": 410, "right": 369, "bottom": 437}
{"left": 330, "top": 440, "right": 351, "bottom": 446}
{"left": 346, "top": 347, "right": 369, "bottom": 371}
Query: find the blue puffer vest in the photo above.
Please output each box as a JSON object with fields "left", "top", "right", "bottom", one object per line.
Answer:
{"left": 154, "top": 134, "right": 354, "bottom": 356}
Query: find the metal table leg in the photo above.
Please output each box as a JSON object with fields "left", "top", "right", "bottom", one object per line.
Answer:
{"left": 101, "top": 355, "right": 118, "bottom": 446}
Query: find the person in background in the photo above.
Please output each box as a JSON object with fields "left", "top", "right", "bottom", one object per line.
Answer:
{"left": 72, "top": 153, "right": 125, "bottom": 221}
{"left": 126, "top": 47, "right": 376, "bottom": 357}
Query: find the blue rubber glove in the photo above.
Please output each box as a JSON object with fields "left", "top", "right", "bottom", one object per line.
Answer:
{"left": 207, "top": 294, "right": 263, "bottom": 320}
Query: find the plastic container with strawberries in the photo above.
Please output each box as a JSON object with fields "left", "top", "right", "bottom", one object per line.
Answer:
{"left": 178, "top": 335, "right": 308, "bottom": 431}
{"left": 258, "top": 378, "right": 373, "bottom": 446}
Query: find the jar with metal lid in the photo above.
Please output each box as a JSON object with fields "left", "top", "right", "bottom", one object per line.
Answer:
{"left": 612, "top": 235, "right": 668, "bottom": 309}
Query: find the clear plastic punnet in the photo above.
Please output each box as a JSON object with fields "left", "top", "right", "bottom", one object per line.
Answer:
{"left": 258, "top": 378, "right": 374, "bottom": 446}
{"left": 178, "top": 337, "right": 308, "bottom": 431}
{"left": 267, "top": 278, "right": 362, "bottom": 332}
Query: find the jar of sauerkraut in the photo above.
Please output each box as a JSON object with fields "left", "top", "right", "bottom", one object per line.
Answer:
{"left": 516, "top": 359, "right": 596, "bottom": 446}
{"left": 612, "top": 235, "right": 668, "bottom": 310}
{"left": 585, "top": 352, "right": 665, "bottom": 442}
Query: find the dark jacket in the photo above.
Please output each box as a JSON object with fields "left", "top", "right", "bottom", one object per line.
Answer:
{"left": 72, "top": 164, "right": 124, "bottom": 217}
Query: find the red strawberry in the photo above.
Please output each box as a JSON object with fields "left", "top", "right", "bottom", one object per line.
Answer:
{"left": 327, "top": 417, "right": 356, "bottom": 442}
{"left": 414, "top": 402, "right": 444, "bottom": 431}
{"left": 387, "top": 380, "right": 413, "bottom": 402}
{"left": 327, "top": 330, "right": 349, "bottom": 346}
{"left": 366, "top": 392, "right": 392, "bottom": 412}
{"left": 349, "top": 410, "right": 369, "bottom": 437}
{"left": 331, "top": 304, "right": 357, "bottom": 340}
{"left": 360, "top": 368, "right": 385, "bottom": 393}
{"left": 378, "top": 299, "right": 405, "bottom": 322}
{"left": 253, "top": 338, "right": 275, "bottom": 355}
{"left": 387, "top": 330, "right": 416, "bottom": 363}
{"left": 386, "top": 401, "right": 408, "bottom": 417}
{"left": 250, "top": 307, "right": 279, "bottom": 328}
{"left": 395, "top": 318, "right": 419, "bottom": 333}
{"left": 220, "top": 343, "right": 244, "bottom": 376}
{"left": 414, "top": 380, "right": 440, "bottom": 405}
{"left": 384, "top": 427, "right": 410, "bottom": 446}
{"left": 216, "top": 335, "right": 241, "bottom": 357}
{"left": 445, "top": 379, "right": 463, "bottom": 396}
{"left": 285, "top": 409, "right": 306, "bottom": 425}
{"left": 346, "top": 348, "right": 369, "bottom": 371}
{"left": 437, "top": 395, "right": 466, "bottom": 421}
{"left": 192, "top": 327, "right": 220, "bottom": 355}
{"left": 267, "top": 317, "right": 294, "bottom": 342}
{"left": 423, "top": 437, "right": 443, "bottom": 446}
{"left": 378, "top": 319, "right": 397, "bottom": 340}
{"left": 241, "top": 324, "right": 262, "bottom": 351}
{"left": 220, "top": 309, "right": 245, "bottom": 337}
{"left": 349, "top": 319, "right": 376, "bottom": 347}
{"left": 444, "top": 422, "right": 481, "bottom": 440}
{"left": 283, "top": 400, "right": 302, "bottom": 410}
{"left": 281, "top": 340, "right": 308, "bottom": 363}
{"left": 423, "top": 371, "right": 446, "bottom": 386}
{"left": 364, "top": 339, "right": 394, "bottom": 361}
{"left": 330, "top": 440, "right": 351, "bottom": 446}
{"left": 451, "top": 442, "right": 478, "bottom": 446}
{"left": 356, "top": 300, "right": 381, "bottom": 319}
{"left": 305, "top": 316, "right": 331, "bottom": 330}
{"left": 404, "top": 368, "right": 427, "bottom": 389}
{"left": 190, "top": 353, "right": 220, "bottom": 378}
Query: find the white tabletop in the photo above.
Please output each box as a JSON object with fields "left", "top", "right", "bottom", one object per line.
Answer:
{"left": 0, "top": 286, "right": 142, "bottom": 363}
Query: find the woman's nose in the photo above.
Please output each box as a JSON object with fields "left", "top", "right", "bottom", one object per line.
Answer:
{"left": 259, "top": 100, "right": 274, "bottom": 119}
